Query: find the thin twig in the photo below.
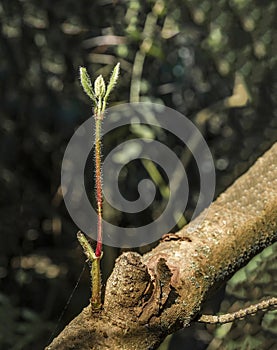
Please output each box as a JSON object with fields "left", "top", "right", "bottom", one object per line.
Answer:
{"left": 198, "top": 297, "right": 277, "bottom": 324}
{"left": 130, "top": 1, "right": 165, "bottom": 102}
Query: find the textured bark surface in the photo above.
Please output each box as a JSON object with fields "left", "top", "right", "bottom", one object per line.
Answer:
{"left": 46, "top": 142, "right": 277, "bottom": 350}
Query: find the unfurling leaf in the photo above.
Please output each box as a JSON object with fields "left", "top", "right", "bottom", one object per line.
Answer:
{"left": 79, "top": 67, "right": 96, "bottom": 103}
{"left": 94, "top": 75, "right": 106, "bottom": 98}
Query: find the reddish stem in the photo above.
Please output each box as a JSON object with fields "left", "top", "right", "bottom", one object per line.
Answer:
{"left": 95, "top": 115, "right": 103, "bottom": 258}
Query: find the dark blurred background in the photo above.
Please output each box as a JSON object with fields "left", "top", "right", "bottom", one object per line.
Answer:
{"left": 0, "top": 0, "right": 276, "bottom": 349}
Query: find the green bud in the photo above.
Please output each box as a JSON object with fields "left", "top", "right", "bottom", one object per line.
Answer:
{"left": 77, "top": 231, "right": 96, "bottom": 261}
{"left": 94, "top": 75, "right": 106, "bottom": 98}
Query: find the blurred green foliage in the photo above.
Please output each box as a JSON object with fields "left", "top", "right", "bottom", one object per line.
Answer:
{"left": 0, "top": 293, "right": 52, "bottom": 349}
{"left": 0, "top": 0, "right": 276, "bottom": 349}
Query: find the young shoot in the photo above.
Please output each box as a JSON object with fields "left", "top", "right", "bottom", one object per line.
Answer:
{"left": 78, "top": 63, "right": 120, "bottom": 309}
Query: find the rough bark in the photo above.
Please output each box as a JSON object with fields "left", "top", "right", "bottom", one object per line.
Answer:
{"left": 46, "top": 142, "right": 277, "bottom": 350}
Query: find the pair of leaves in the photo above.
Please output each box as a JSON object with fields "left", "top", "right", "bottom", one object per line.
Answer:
{"left": 79, "top": 63, "right": 120, "bottom": 115}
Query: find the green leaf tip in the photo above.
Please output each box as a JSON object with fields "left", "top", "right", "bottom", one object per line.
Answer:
{"left": 104, "top": 62, "right": 120, "bottom": 101}
{"left": 79, "top": 66, "right": 96, "bottom": 103}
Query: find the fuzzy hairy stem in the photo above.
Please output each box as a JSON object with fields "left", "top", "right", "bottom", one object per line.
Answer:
{"left": 77, "top": 232, "right": 102, "bottom": 308}
{"left": 90, "top": 257, "right": 102, "bottom": 308}
{"left": 47, "top": 142, "right": 277, "bottom": 350}
{"left": 95, "top": 115, "right": 103, "bottom": 258}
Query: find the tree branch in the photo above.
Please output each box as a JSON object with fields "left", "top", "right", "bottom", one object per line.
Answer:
{"left": 46, "top": 142, "right": 277, "bottom": 350}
